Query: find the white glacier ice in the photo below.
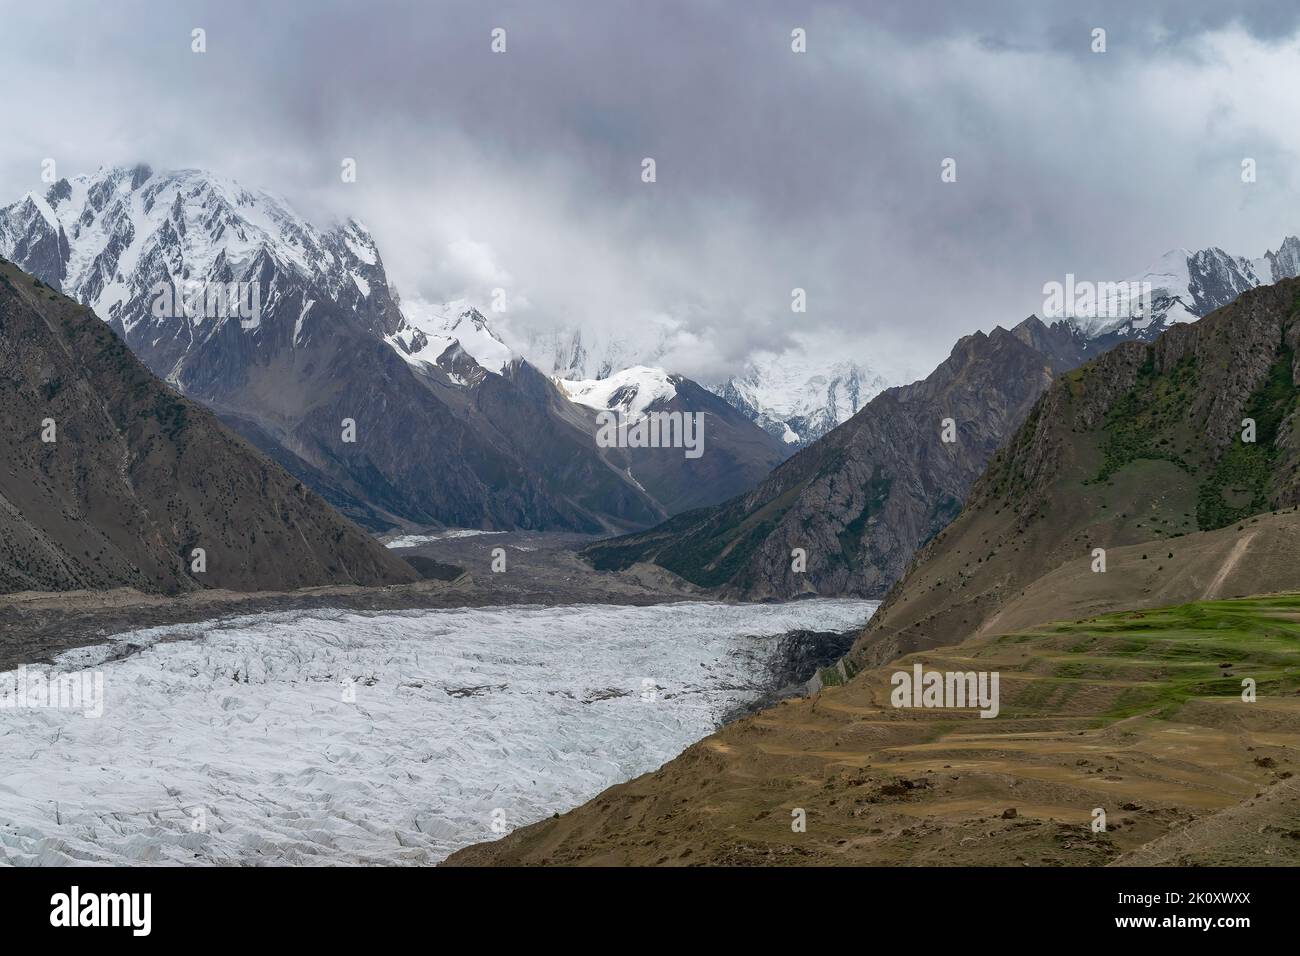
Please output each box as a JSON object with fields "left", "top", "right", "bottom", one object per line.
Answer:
{"left": 383, "top": 529, "right": 506, "bottom": 548}
{"left": 0, "top": 600, "right": 875, "bottom": 866}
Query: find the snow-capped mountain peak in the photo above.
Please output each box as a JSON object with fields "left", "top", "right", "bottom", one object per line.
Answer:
{"left": 521, "top": 320, "right": 905, "bottom": 448}
{"left": 388, "top": 302, "right": 516, "bottom": 380}
{"left": 1061, "top": 237, "right": 1300, "bottom": 342}
{"left": 0, "top": 163, "right": 791, "bottom": 534}
{"left": 1, "top": 164, "right": 531, "bottom": 395}
{"left": 558, "top": 365, "right": 678, "bottom": 420}
{"left": 709, "top": 354, "right": 898, "bottom": 447}
{"left": 0, "top": 164, "right": 402, "bottom": 352}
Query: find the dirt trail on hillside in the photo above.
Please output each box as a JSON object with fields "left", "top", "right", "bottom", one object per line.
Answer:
{"left": 1203, "top": 531, "right": 1255, "bottom": 600}
{"left": 965, "top": 516, "right": 1300, "bottom": 645}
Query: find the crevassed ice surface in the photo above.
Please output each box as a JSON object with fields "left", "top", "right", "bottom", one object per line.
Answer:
{"left": 383, "top": 529, "right": 506, "bottom": 548}
{"left": 0, "top": 600, "right": 875, "bottom": 866}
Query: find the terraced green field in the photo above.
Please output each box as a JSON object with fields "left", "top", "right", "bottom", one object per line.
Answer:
{"left": 996, "top": 595, "right": 1300, "bottom": 721}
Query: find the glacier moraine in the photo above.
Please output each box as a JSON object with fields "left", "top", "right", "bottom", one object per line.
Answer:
{"left": 0, "top": 600, "right": 875, "bottom": 865}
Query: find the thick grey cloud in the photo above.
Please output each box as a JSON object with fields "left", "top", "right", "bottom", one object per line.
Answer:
{"left": 3, "top": 1, "right": 1300, "bottom": 381}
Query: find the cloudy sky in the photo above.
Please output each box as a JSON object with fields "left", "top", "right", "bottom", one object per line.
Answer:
{"left": 4, "top": 0, "right": 1300, "bottom": 382}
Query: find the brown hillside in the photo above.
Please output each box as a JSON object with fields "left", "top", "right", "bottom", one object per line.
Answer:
{"left": 852, "top": 277, "right": 1300, "bottom": 668}
{"left": 0, "top": 257, "right": 416, "bottom": 594}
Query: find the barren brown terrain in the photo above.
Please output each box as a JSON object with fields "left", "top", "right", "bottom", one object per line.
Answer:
{"left": 446, "top": 589, "right": 1300, "bottom": 866}
{"left": 0, "top": 530, "right": 703, "bottom": 670}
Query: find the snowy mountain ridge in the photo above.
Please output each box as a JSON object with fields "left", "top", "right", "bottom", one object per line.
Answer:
{"left": 9, "top": 165, "right": 1300, "bottom": 461}
{"left": 557, "top": 366, "right": 679, "bottom": 420}
{"left": 388, "top": 301, "right": 516, "bottom": 382}
{"left": 0, "top": 165, "right": 901, "bottom": 449}
{"left": 0, "top": 165, "right": 392, "bottom": 342}
{"left": 525, "top": 325, "right": 670, "bottom": 383}
{"left": 1059, "top": 237, "right": 1300, "bottom": 342}
{"left": 0, "top": 165, "right": 530, "bottom": 393}
{"left": 710, "top": 355, "right": 898, "bottom": 446}
{"left": 523, "top": 323, "right": 906, "bottom": 448}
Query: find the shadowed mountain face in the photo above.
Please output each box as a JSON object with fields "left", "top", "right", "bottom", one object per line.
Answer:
{"left": 581, "top": 316, "right": 1094, "bottom": 599}
{"left": 0, "top": 257, "right": 417, "bottom": 594}
{"left": 185, "top": 296, "right": 667, "bottom": 535}
{"left": 852, "top": 276, "right": 1300, "bottom": 667}
{"left": 557, "top": 369, "right": 790, "bottom": 515}
{"left": 0, "top": 166, "right": 781, "bottom": 534}
{"left": 625, "top": 376, "right": 791, "bottom": 514}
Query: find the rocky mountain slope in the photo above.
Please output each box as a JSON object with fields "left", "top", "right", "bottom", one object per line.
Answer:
{"left": 582, "top": 316, "right": 1093, "bottom": 599}
{"left": 0, "top": 256, "right": 416, "bottom": 594}
{"left": 558, "top": 366, "right": 789, "bottom": 514}
{"left": 580, "top": 238, "right": 1300, "bottom": 600}
{"left": 850, "top": 275, "right": 1300, "bottom": 667}
{"left": 0, "top": 167, "right": 779, "bottom": 533}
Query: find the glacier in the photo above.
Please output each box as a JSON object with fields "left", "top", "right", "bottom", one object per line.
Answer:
{"left": 0, "top": 600, "right": 875, "bottom": 866}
